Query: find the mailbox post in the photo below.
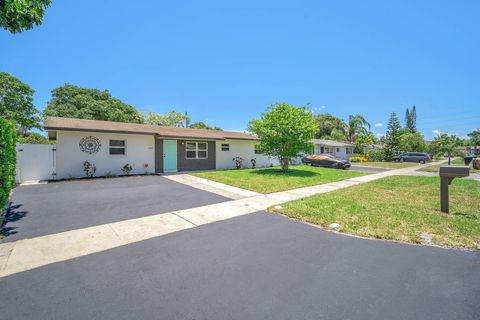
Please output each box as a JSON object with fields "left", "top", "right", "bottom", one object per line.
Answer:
{"left": 438, "top": 166, "right": 470, "bottom": 213}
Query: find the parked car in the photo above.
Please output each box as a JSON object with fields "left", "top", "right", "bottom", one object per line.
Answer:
{"left": 393, "top": 152, "right": 431, "bottom": 164}
{"left": 302, "top": 155, "right": 351, "bottom": 169}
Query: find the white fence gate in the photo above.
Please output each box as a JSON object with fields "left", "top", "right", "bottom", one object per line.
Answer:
{"left": 16, "top": 144, "right": 56, "bottom": 183}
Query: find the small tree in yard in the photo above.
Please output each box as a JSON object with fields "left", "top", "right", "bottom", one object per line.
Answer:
{"left": 431, "top": 134, "right": 461, "bottom": 165}
{"left": 383, "top": 112, "right": 402, "bottom": 161}
{"left": 248, "top": 103, "right": 317, "bottom": 173}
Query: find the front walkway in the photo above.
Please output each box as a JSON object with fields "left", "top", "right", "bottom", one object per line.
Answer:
{"left": 0, "top": 163, "right": 434, "bottom": 278}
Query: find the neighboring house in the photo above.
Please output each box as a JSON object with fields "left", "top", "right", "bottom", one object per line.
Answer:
{"left": 311, "top": 139, "right": 354, "bottom": 160}
{"left": 456, "top": 145, "right": 479, "bottom": 156}
{"left": 44, "top": 117, "right": 275, "bottom": 179}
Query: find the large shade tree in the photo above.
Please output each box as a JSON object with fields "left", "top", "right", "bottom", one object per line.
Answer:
{"left": 314, "top": 114, "right": 346, "bottom": 140}
{"left": 189, "top": 121, "right": 222, "bottom": 131}
{"left": 143, "top": 111, "right": 190, "bottom": 127}
{"left": 43, "top": 84, "right": 143, "bottom": 123}
{"left": 17, "top": 132, "right": 52, "bottom": 144}
{"left": 248, "top": 102, "right": 317, "bottom": 173}
{"left": 0, "top": 72, "right": 40, "bottom": 134}
{"left": 399, "top": 131, "right": 427, "bottom": 152}
{"left": 346, "top": 115, "right": 370, "bottom": 143}
{"left": 0, "top": 0, "right": 51, "bottom": 33}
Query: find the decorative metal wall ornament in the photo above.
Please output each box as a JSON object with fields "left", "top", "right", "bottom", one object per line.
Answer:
{"left": 79, "top": 136, "right": 101, "bottom": 154}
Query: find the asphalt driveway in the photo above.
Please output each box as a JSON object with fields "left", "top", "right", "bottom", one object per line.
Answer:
{"left": 1, "top": 175, "right": 228, "bottom": 242}
{"left": 0, "top": 212, "right": 478, "bottom": 320}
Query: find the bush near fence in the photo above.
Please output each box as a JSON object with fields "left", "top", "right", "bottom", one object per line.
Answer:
{"left": 0, "top": 119, "right": 17, "bottom": 217}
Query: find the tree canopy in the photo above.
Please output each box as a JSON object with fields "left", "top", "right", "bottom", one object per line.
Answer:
{"left": 142, "top": 110, "right": 189, "bottom": 127}
{"left": 17, "top": 132, "right": 52, "bottom": 144}
{"left": 43, "top": 84, "right": 143, "bottom": 123}
{"left": 314, "top": 114, "right": 346, "bottom": 140}
{"left": 399, "top": 132, "right": 427, "bottom": 152}
{"left": 248, "top": 102, "right": 317, "bottom": 173}
{"left": 189, "top": 121, "right": 222, "bottom": 131}
{"left": 0, "top": 0, "right": 51, "bottom": 33}
{"left": 0, "top": 71, "right": 40, "bottom": 133}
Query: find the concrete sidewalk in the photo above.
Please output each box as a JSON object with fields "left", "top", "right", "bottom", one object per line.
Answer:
{"left": 0, "top": 162, "right": 436, "bottom": 278}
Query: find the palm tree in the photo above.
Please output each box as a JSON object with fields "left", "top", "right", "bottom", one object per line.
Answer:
{"left": 432, "top": 134, "right": 461, "bottom": 165}
{"left": 346, "top": 115, "right": 371, "bottom": 143}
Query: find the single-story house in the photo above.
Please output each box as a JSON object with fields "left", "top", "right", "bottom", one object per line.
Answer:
{"left": 311, "top": 139, "right": 354, "bottom": 160}
{"left": 44, "top": 117, "right": 276, "bottom": 179}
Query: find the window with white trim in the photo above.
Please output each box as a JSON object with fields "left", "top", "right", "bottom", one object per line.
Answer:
{"left": 221, "top": 143, "right": 230, "bottom": 151}
{"left": 346, "top": 147, "right": 353, "bottom": 154}
{"left": 109, "top": 140, "right": 126, "bottom": 155}
{"left": 186, "top": 141, "right": 208, "bottom": 159}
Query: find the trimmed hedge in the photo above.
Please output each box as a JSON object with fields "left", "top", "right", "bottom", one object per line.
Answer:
{"left": 0, "top": 119, "right": 16, "bottom": 215}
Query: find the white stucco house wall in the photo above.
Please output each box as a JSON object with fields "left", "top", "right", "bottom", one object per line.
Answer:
{"left": 215, "top": 139, "right": 275, "bottom": 170}
{"left": 44, "top": 117, "right": 277, "bottom": 180}
{"left": 55, "top": 130, "right": 155, "bottom": 179}
{"left": 311, "top": 139, "right": 354, "bottom": 160}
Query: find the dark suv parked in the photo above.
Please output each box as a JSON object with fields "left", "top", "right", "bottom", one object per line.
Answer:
{"left": 393, "top": 152, "right": 431, "bottom": 164}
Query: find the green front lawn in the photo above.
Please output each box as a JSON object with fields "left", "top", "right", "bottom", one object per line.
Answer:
{"left": 274, "top": 176, "right": 480, "bottom": 249}
{"left": 191, "top": 165, "right": 366, "bottom": 193}
{"left": 350, "top": 161, "right": 417, "bottom": 169}
{"left": 419, "top": 159, "right": 480, "bottom": 173}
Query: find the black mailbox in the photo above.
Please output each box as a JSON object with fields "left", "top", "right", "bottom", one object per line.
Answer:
{"left": 439, "top": 165, "right": 470, "bottom": 213}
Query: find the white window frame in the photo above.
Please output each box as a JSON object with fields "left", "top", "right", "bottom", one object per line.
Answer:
{"left": 186, "top": 141, "right": 208, "bottom": 159}
{"left": 109, "top": 139, "right": 126, "bottom": 156}
{"left": 324, "top": 147, "right": 334, "bottom": 154}
{"left": 346, "top": 147, "right": 353, "bottom": 154}
{"left": 221, "top": 143, "right": 230, "bottom": 151}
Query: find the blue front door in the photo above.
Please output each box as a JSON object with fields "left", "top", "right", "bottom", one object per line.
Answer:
{"left": 163, "top": 140, "right": 177, "bottom": 172}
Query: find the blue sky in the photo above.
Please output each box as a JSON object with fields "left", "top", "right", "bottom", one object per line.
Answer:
{"left": 1, "top": 0, "right": 479, "bottom": 139}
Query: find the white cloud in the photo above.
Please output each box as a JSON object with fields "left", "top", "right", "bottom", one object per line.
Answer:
{"left": 432, "top": 129, "right": 442, "bottom": 136}
{"left": 374, "top": 123, "right": 383, "bottom": 128}
{"left": 375, "top": 133, "right": 385, "bottom": 139}
{"left": 205, "top": 118, "right": 215, "bottom": 123}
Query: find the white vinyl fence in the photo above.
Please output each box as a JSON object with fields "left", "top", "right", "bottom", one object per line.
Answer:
{"left": 16, "top": 144, "right": 56, "bottom": 183}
